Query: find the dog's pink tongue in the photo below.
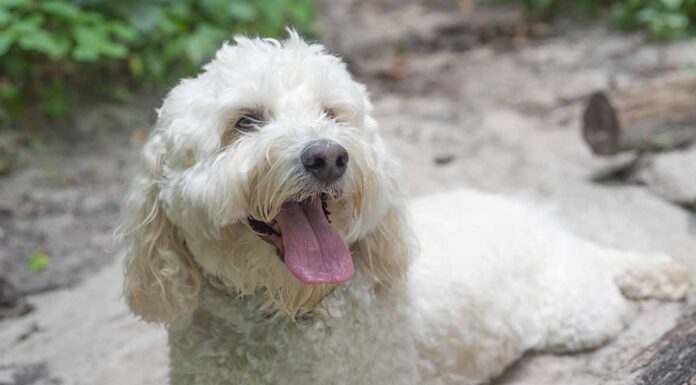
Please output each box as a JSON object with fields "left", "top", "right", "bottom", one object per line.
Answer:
{"left": 276, "top": 199, "right": 353, "bottom": 285}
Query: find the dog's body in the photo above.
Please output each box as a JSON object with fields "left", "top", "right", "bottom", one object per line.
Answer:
{"left": 119, "top": 34, "right": 689, "bottom": 385}
{"left": 166, "top": 189, "right": 687, "bottom": 385}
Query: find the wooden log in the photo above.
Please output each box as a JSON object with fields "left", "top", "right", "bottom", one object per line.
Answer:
{"left": 604, "top": 311, "right": 696, "bottom": 385}
{"left": 582, "top": 77, "right": 696, "bottom": 156}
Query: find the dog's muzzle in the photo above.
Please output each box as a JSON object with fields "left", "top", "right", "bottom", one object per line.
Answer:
{"left": 248, "top": 194, "right": 353, "bottom": 285}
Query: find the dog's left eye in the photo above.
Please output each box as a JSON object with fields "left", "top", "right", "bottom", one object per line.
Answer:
{"left": 235, "top": 111, "right": 265, "bottom": 132}
{"left": 324, "top": 107, "right": 340, "bottom": 121}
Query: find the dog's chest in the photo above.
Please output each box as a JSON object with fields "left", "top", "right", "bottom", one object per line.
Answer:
{"left": 169, "top": 283, "right": 421, "bottom": 385}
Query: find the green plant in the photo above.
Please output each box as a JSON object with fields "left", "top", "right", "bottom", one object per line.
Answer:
{"left": 613, "top": 0, "right": 696, "bottom": 41}
{"left": 27, "top": 251, "right": 50, "bottom": 272}
{"left": 0, "top": 0, "right": 315, "bottom": 123}
{"left": 479, "top": 0, "right": 613, "bottom": 20}
{"left": 484, "top": 0, "right": 696, "bottom": 40}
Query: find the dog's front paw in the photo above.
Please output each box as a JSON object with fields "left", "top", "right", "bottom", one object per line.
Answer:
{"left": 615, "top": 254, "right": 691, "bottom": 301}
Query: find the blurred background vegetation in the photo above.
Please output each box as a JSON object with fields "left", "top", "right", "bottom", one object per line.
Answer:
{"left": 0, "top": 0, "right": 315, "bottom": 124}
{"left": 507, "top": 0, "right": 696, "bottom": 39}
{"left": 1, "top": 0, "right": 696, "bottom": 125}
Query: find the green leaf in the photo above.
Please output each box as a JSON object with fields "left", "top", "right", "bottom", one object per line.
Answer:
{"left": 74, "top": 8, "right": 101, "bottom": 24}
{"left": 107, "top": 22, "right": 138, "bottom": 42}
{"left": 288, "top": 0, "right": 315, "bottom": 31}
{"left": 72, "top": 25, "right": 127, "bottom": 61}
{"left": 185, "top": 24, "right": 228, "bottom": 65}
{"left": 72, "top": 47, "right": 98, "bottom": 61}
{"left": 167, "top": 2, "right": 193, "bottom": 20}
{"left": 662, "top": 0, "right": 684, "bottom": 10}
{"left": 126, "top": 3, "right": 170, "bottom": 34}
{"left": 256, "top": 0, "right": 285, "bottom": 29}
{"left": 0, "top": 8, "right": 11, "bottom": 26}
{"left": 17, "top": 29, "right": 70, "bottom": 58}
{"left": 0, "top": 31, "right": 14, "bottom": 56}
{"left": 40, "top": 1, "right": 82, "bottom": 20}
{"left": 99, "top": 39, "right": 128, "bottom": 59}
{"left": 10, "top": 14, "right": 45, "bottom": 35}
{"left": 161, "top": 35, "right": 187, "bottom": 62}
{"left": 141, "top": 49, "right": 164, "bottom": 78}
{"left": 27, "top": 252, "right": 50, "bottom": 272}
{"left": 227, "top": 1, "right": 258, "bottom": 21}
{"left": 1, "top": 0, "right": 31, "bottom": 9}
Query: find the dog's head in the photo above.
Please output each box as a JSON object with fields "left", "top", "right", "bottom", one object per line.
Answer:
{"left": 118, "top": 32, "right": 413, "bottom": 326}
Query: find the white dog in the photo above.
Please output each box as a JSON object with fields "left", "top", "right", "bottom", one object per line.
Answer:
{"left": 118, "top": 32, "right": 690, "bottom": 385}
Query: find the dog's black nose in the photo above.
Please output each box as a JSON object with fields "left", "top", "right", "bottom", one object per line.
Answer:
{"left": 301, "top": 139, "right": 349, "bottom": 183}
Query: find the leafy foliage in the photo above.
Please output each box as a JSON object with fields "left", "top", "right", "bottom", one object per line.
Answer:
{"left": 491, "top": 0, "right": 696, "bottom": 41}
{"left": 612, "top": 0, "right": 696, "bottom": 40}
{"left": 0, "top": 0, "right": 315, "bottom": 122}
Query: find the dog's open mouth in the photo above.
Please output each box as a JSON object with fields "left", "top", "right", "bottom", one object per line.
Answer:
{"left": 247, "top": 194, "right": 353, "bottom": 285}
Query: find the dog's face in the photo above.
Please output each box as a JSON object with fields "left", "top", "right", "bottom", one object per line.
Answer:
{"left": 158, "top": 34, "right": 384, "bottom": 285}
{"left": 119, "top": 33, "right": 412, "bottom": 325}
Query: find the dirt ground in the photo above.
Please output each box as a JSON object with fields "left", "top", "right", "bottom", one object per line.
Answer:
{"left": 1, "top": 2, "right": 696, "bottom": 384}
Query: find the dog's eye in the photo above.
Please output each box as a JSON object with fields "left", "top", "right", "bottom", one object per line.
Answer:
{"left": 235, "top": 111, "right": 264, "bottom": 133}
{"left": 324, "top": 107, "right": 340, "bottom": 121}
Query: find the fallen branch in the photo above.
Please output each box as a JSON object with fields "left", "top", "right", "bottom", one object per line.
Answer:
{"left": 582, "top": 77, "right": 696, "bottom": 156}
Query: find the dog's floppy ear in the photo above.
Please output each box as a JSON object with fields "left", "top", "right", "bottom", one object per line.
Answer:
{"left": 117, "top": 134, "right": 201, "bottom": 328}
{"left": 355, "top": 168, "right": 416, "bottom": 289}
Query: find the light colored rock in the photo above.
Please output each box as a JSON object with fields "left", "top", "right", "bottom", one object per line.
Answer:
{"left": 638, "top": 149, "right": 696, "bottom": 204}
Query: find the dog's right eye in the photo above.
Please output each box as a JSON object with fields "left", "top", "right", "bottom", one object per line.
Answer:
{"left": 234, "top": 111, "right": 264, "bottom": 133}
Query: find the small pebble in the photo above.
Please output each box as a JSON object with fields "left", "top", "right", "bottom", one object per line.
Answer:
{"left": 434, "top": 154, "right": 456, "bottom": 165}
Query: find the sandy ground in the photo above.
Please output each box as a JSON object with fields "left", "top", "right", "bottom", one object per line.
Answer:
{"left": 2, "top": 2, "right": 696, "bottom": 384}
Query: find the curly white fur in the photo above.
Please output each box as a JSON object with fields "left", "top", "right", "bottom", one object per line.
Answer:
{"left": 118, "top": 32, "right": 690, "bottom": 385}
